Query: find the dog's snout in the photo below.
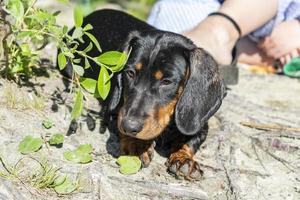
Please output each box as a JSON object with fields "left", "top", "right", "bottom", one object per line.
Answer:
{"left": 122, "top": 118, "right": 143, "bottom": 135}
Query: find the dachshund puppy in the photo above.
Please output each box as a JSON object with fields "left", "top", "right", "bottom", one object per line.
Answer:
{"left": 62, "top": 9, "right": 226, "bottom": 179}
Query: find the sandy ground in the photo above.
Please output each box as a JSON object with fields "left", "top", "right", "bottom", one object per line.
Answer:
{"left": 0, "top": 59, "right": 299, "bottom": 200}
{"left": 0, "top": 1, "right": 300, "bottom": 200}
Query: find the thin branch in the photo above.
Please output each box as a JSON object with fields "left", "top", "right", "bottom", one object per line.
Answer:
{"left": 240, "top": 121, "right": 300, "bottom": 132}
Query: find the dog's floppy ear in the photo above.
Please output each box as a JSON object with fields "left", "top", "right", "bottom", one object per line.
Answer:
{"left": 109, "top": 31, "right": 140, "bottom": 111}
{"left": 121, "top": 31, "right": 141, "bottom": 52}
{"left": 175, "top": 48, "right": 227, "bottom": 135}
{"left": 108, "top": 72, "right": 122, "bottom": 111}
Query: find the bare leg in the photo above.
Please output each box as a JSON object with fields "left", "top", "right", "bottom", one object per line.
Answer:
{"left": 183, "top": 0, "right": 278, "bottom": 65}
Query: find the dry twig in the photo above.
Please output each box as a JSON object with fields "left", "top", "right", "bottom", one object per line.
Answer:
{"left": 240, "top": 121, "right": 300, "bottom": 132}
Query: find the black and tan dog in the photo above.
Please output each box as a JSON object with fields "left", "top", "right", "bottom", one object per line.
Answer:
{"left": 62, "top": 9, "right": 226, "bottom": 179}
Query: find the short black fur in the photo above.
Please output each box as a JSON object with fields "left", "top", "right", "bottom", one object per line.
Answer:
{"left": 60, "top": 9, "right": 226, "bottom": 178}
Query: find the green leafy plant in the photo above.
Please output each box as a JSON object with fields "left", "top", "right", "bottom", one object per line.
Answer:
{"left": 48, "top": 133, "right": 64, "bottom": 145}
{"left": 64, "top": 144, "right": 93, "bottom": 164}
{"left": 0, "top": 155, "right": 78, "bottom": 195}
{"left": 1, "top": 0, "right": 128, "bottom": 120}
{"left": 42, "top": 119, "right": 54, "bottom": 129}
{"left": 18, "top": 132, "right": 65, "bottom": 153}
{"left": 18, "top": 135, "right": 43, "bottom": 154}
{"left": 31, "top": 161, "right": 64, "bottom": 189}
{"left": 32, "top": 161, "right": 77, "bottom": 194}
{"left": 54, "top": 176, "right": 77, "bottom": 194}
{"left": 116, "top": 156, "right": 141, "bottom": 174}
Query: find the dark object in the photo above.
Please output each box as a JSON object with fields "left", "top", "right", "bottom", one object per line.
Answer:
{"left": 66, "top": 120, "right": 78, "bottom": 136}
{"left": 219, "top": 47, "right": 239, "bottom": 85}
{"left": 283, "top": 56, "right": 300, "bottom": 78}
{"left": 86, "top": 113, "right": 96, "bottom": 131}
{"left": 61, "top": 9, "right": 227, "bottom": 180}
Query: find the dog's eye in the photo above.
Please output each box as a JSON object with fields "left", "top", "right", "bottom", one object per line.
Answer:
{"left": 125, "top": 69, "right": 135, "bottom": 79}
{"left": 160, "top": 79, "right": 172, "bottom": 86}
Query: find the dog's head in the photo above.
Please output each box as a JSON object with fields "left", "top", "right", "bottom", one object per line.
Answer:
{"left": 110, "top": 31, "right": 226, "bottom": 140}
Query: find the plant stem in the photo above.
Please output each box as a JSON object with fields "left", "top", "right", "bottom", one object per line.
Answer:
{"left": 20, "top": 29, "right": 58, "bottom": 39}
{"left": 16, "top": 0, "right": 38, "bottom": 27}
{"left": 76, "top": 50, "right": 112, "bottom": 72}
{"left": 0, "top": 156, "right": 13, "bottom": 175}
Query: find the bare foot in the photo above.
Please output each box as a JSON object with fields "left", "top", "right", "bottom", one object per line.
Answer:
{"left": 259, "top": 20, "right": 300, "bottom": 60}
{"left": 183, "top": 15, "right": 240, "bottom": 65}
{"left": 237, "top": 36, "right": 275, "bottom": 66}
{"left": 279, "top": 48, "right": 300, "bottom": 66}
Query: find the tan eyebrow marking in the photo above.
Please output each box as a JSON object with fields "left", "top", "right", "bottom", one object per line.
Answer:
{"left": 135, "top": 63, "right": 142, "bottom": 71}
{"left": 154, "top": 70, "right": 163, "bottom": 80}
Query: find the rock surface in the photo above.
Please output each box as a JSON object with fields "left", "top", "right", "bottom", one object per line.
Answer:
{"left": 0, "top": 1, "right": 299, "bottom": 199}
{"left": 0, "top": 63, "right": 299, "bottom": 200}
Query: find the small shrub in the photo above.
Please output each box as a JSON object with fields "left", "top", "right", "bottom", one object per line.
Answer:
{"left": 1, "top": 0, "right": 128, "bottom": 119}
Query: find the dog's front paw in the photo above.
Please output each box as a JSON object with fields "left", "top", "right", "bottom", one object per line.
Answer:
{"left": 139, "top": 142, "right": 155, "bottom": 168}
{"left": 166, "top": 145, "right": 203, "bottom": 180}
{"left": 120, "top": 135, "right": 155, "bottom": 168}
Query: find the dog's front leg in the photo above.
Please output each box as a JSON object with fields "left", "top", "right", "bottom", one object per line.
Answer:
{"left": 119, "top": 134, "right": 155, "bottom": 168}
{"left": 165, "top": 123, "right": 209, "bottom": 180}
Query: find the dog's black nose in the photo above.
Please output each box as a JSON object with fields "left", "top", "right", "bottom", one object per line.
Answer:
{"left": 122, "top": 118, "right": 143, "bottom": 135}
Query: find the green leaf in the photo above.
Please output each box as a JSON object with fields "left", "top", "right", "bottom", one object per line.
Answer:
{"left": 73, "top": 58, "right": 81, "bottom": 64}
{"left": 62, "top": 25, "right": 69, "bottom": 34}
{"left": 83, "top": 42, "right": 93, "bottom": 53}
{"left": 18, "top": 136, "right": 43, "bottom": 154}
{"left": 11, "top": 63, "right": 23, "bottom": 73}
{"left": 73, "top": 6, "right": 83, "bottom": 28}
{"left": 73, "top": 64, "right": 84, "bottom": 76}
{"left": 64, "top": 151, "right": 79, "bottom": 162}
{"left": 49, "top": 134, "right": 64, "bottom": 145}
{"left": 84, "top": 57, "right": 91, "bottom": 69}
{"left": 83, "top": 24, "right": 93, "bottom": 31}
{"left": 97, "top": 51, "right": 122, "bottom": 66}
{"left": 71, "top": 90, "right": 83, "bottom": 120}
{"left": 20, "top": 44, "right": 31, "bottom": 56}
{"left": 64, "top": 151, "right": 92, "bottom": 164}
{"left": 17, "top": 31, "right": 31, "bottom": 39}
{"left": 61, "top": 48, "right": 74, "bottom": 58}
{"left": 85, "top": 32, "right": 101, "bottom": 52}
{"left": 70, "top": 44, "right": 79, "bottom": 52}
{"left": 63, "top": 144, "right": 93, "bottom": 164}
{"left": 93, "top": 86, "right": 101, "bottom": 98}
{"left": 72, "top": 27, "right": 83, "bottom": 39}
{"left": 53, "top": 175, "right": 67, "bottom": 187}
{"left": 52, "top": 11, "right": 61, "bottom": 16}
{"left": 76, "top": 144, "right": 93, "bottom": 154}
{"left": 62, "top": 51, "right": 74, "bottom": 58}
{"left": 42, "top": 119, "right": 54, "bottom": 129}
{"left": 54, "top": 177, "right": 77, "bottom": 194}
{"left": 110, "top": 52, "right": 128, "bottom": 72}
{"left": 80, "top": 78, "right": 97, "bottom": 93}
{"left": 97, "top": 66, "right": 111, "bottom": 100}
{"left": 6, "top": 0, "right": 24, "bottom": 20}
{"left": 117, "top": 156, "right": 142, "bottom": 175}
{"left": 31, "top": 10, "right": 56, "bottom": 26}
{"left": 58, "top": 52, "right": 67, "bottom": 70}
